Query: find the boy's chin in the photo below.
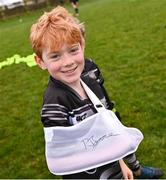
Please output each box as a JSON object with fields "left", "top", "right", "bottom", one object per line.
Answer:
{"left": 62, "top": 78, "right": 81, "bottom": 86}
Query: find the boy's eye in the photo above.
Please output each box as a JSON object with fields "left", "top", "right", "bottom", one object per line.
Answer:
{"left": 50, "top": 54, "right": 60, "bottom": 60}
{"left": 70, "top": 46, "right": 79, "bottom": 54}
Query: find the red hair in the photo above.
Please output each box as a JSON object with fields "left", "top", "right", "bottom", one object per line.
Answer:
{"left": 30, "top": 6, "right": 85, "bottom": 58}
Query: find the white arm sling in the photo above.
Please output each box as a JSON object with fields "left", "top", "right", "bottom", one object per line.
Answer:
{"left": 44, "top": 80, "right": 143, "bottom": 175}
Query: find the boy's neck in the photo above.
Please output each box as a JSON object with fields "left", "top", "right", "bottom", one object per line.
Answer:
{"left": 68, "top": 80, "right": 88, "bottom": 100}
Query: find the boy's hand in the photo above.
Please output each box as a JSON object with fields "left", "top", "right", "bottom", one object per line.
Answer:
{"left": 119, "top": 159, "right": 134, "bottom": 180}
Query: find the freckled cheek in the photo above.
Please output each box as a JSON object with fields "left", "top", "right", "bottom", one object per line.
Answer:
{"left": 76, "top": 54, "right": 84, "bottom": 65}
{"left": 48, "top": 63, "right": 61, "bottom": 74}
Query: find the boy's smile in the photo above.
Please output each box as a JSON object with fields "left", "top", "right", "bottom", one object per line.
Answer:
{"left": 36, "top": 43, "right": 85, "bottom": 88}
{"left": 61, "top": 66, "right": 78, "bottom": 75}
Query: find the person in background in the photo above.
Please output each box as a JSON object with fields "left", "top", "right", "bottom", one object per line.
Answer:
{"left": 70, "top": 0, "right": 79, "bottom": 16}
{"left": 29, "top": 6, "right": 163, "bottom": 179}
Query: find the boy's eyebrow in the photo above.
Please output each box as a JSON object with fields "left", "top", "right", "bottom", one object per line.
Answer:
{"left": 67, "top": 43, "right": 79, "bottom": 49}
{"left": 70, "top": 43, "right": 79, "bottom": 46}
{"left": 49, "top": 50, "right": 59, "bottom": 54}
{"left": 47, "top": 43, "right": 80, "bottom": 56}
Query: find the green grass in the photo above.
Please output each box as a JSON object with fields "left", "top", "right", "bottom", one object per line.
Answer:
{"left": 0, "top": 0, "right": 166, "bottom": 178}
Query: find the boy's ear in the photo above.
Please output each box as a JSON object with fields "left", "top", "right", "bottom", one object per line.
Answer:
{"left": 35, "top": 55, "right": 47, "bottom": 70}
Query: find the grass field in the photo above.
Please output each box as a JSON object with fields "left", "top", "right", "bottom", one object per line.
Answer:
{"left": 0, "top": 0, "right": 166, "bottom": 178}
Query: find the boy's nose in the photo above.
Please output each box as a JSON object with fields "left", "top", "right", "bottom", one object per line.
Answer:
{"left": 62, "top": 54, "right": 74, "bottom": 67}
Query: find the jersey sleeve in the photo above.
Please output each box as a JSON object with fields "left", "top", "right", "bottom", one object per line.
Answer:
{"left": 41, "top": 81, "right": 71, "bottom": 127}
{"left": 41, "top": 103, "right": 69, "bottom": 127}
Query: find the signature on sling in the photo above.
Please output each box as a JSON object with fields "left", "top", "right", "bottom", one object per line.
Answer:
{"left": 82, "top": 133, "right": 120, "bottom": 150}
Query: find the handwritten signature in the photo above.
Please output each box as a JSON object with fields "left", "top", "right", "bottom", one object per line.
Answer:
{"left": 82, "top": 133, "right": 120, "bottom": 150}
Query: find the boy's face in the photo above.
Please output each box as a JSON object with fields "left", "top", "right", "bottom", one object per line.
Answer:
{"left": 36, "top": 43, "right": 85, "bottom": 87}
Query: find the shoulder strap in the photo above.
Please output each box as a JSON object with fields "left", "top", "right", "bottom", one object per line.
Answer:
{"left": 81, "top": 80, "right": 105, "bottom": 112}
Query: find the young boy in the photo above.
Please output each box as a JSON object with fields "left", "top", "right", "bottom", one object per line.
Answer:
{"left": 30, "top": 6, "right": 163, "bottom": 179}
